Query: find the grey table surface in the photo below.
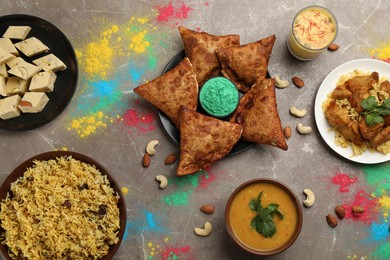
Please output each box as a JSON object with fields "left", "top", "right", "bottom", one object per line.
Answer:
{"left": 1, "top": 0, "right": 390, "bottom": 259}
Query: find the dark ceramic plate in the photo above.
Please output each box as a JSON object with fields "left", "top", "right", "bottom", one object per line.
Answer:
{"left": 0, "top": 14, "right": 78, "bottom": 131}
{"left": 0, "top": 151, "right": 126, "bottom": 260}
{"left": 158, "top": 50, "right": 253, "bottom": 156}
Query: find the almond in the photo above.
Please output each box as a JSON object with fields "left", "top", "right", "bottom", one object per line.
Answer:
{"left": 19, "top": 100, "right": 32, "bottom": 107}
{"left": 351, "top": 206, "right": 364, "bottom": 215}
{"left": 334, "top": 205, "right": 345, "bottom": 219}
{"left": 292, "top": 77, "right": 304, "bottom": 88}
{"left": 284, "top": 126, "right": 292, "bottom": 139}
{"left": 200, "top": 204, "right": 215, "bottom": 214}
{"left": 142, "top": 153, "right": 150, "bottom": 168}
{"left": 164, "top": 154, "right": 177, "bottom": 165}
{"left": 326, "top": 214, "right": 338, "bottom": 228}
{"left": 328, "top": 43, "right": 339, "bottom": 51}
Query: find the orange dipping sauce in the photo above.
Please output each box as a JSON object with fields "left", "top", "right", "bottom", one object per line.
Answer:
{"left": 225, "top": 179, "right": 302, "bottom": 255}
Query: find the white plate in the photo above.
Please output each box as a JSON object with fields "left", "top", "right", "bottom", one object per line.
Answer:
{"left": 314, "top": 59, "right": 390, "bottom": 164}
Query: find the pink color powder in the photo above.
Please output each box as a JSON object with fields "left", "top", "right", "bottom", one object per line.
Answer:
{"left": 331, "top": 171, "right": 358, "bottom": 192}
{"left": 122, "top": 109, "right": 156, "bottom": 133}
{"left": 156, "top": 1, "right": 193, "bottom": 22}
{"left": 342, "top": 190, "right": 379, "bottom": 225}
{"left": 160, "top": 245, "right": 192, "bottom": 259}
{"left": 196, "top": 165, "right": 217, "bottom": 190}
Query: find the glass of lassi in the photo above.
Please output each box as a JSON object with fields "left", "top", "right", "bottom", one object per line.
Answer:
{"left": 287, "top": 6, "right": 338, "bottom": 61}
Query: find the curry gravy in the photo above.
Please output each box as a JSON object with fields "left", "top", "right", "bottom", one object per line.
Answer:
{"left": 228, "top": 182, "right": 299, "bottom": 250}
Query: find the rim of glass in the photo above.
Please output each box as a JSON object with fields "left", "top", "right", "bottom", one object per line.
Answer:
{"left": 291, "top": 5, "right": 338, "bottom": 51}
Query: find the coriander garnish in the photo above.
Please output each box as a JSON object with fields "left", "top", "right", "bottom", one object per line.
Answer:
{"left": 360, "top": 96, "right": 390, "bottom": 126}
{"left": 249, "top": 191, "right": 284, "bottom": 238}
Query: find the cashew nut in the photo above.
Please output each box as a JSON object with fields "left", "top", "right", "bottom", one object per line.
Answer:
{"left": 194, "top": 221, "right": 212, "bottom": 237}
{"left": 303, "top": 189, "right": 315, "bottom": 207}
{"left": 146, "top": 140, "right": 159, "bottom": 156}
{"left": 275, "top": 75, "right": 289, "bottom": 89}
{"left": 296, "top": 123, "right": 312, "bottom": 134}
{"left": 290, "top": 106, "right": 307, "bottom": 118}
{"left": 155, "top": 175, "right": 168, "bottom": 189}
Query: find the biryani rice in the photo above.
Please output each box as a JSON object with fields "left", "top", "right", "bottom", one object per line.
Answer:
{"left": 322, "top": 69, "right": 390, "bottom": 156}
{"left": 0, "top": 156, "right": 120, "bottom": 259}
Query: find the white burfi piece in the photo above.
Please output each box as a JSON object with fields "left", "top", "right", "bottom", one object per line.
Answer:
{"left": 33, "top": 54, "right": 66, "bottom": 72}
{"left": 8, "top": 60, "right": 41, "bottom": 80}
{"left": 18, "top": 92, "right": 49, "bottom": 113}
{"left": 29, "top": 71, "right": 57, "bottom": 92}
{"left": 14, "top": 37, "right": 49, "bottom": 57}
{"left": 0, "top": 38, "right": 19, "bottom": 56}
{"left": 0, "top": 76, "right": 6, "bottom": 96}
{"left": 5, "top": 76, "right": 29, "bottom": 96}
{"left": 3, "top": 26, "right": 31, "bottom": 40}
{"left": 0, "top": 95, "right": 21, "bottom": 119}
{"left": 0, "top": 63, "right": 7, "bottom": 78}
{"left": 0, "top": 47, "right": 15, "bottom": 65}
{"left": 6, "top": 57, "right": 24, "bottom": 68}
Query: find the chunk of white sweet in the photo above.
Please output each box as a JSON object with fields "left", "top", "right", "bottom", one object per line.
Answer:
{"left": 0, "top": 63, "right": 7, "bottom": 78}
{"left": 0, "top": 47, "right": 15, "bottom": 65}
{"left": 18, "top": 92, "right": 49, "bottom": 113}
{"left": 14, "top": 37, "right": 49, "bottom": 57}
{"left": 0, "top": 76, "right": 6, "bottom": 96}
{"left": 2, "top": 26, "right": 31, "bottom": 40}
{"left": 6, "top": 57, "right": 25, "bottom": 69}
{"left": 8, "top": 60, "right": 41, "bottom": 80}
{"left": 5, "top": 76, "right": 29, "bottom": 96}
{"left": 29, "top": 71, "right": 57, "bottom": 92}
{"left": 33, "top": 53, "right": 66, "bottom": 72}
{"left": 0, "top": 94, "right": 21, "bottom": 119}
{"left": 0, "top": 38, "right": 19, "bottom": 56}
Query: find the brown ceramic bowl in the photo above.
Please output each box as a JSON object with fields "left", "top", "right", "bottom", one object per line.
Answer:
{"left": 225, "top": 178, "right": 303, "bottom": 256}
{"left": 0, "top": 151, "right": 127, "bottom": 260}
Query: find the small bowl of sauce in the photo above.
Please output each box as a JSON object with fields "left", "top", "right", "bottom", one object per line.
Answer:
{"left": 225, "top": 178, "right": 303, "bottom": 256}
{"left": 199, "top": 77, "right": 239, "bottom": 118}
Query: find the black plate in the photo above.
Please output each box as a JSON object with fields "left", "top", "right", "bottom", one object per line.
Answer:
{"left": 158, "top": 50, "right": 253, "bottom": 156}
{"left": 0, "top": 14, "right": 78, "bottom": 131}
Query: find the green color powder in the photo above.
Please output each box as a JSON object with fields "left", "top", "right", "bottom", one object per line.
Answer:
{"left": 163, "top": 190, "right": 192, "bottom": 206}
{"left": 362, "top": 162, "right": 390, "bottom": 196}
{"left": 199, "top": 77, "right": 239, "bottom": 117}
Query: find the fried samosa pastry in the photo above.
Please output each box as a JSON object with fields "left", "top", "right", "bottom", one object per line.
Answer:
{"left": 178, "top": 26, "right": 240, "bottom": 85}
{"left": 216, "top": 35, "right": 276, "bottom": 93}
{"left": 134, "top": 57, "right": 198, "bottom": 128}
{"left": 230, "top": 78, "right": 288, "bottom": 150}
{"left": 177, "top": 106, "right": 242, "bottom": 176}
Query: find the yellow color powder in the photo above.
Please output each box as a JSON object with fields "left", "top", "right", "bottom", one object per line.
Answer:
{"left": 379, "top": 195, "right": 390, "bottom": 209}
{"left": 68, "top": 111, "right": 108, "bottom": 138}
{"left": 129, "top": 30, "right": 150, "bottom": 54}
{"left": 84, "top": 39, "right": 113, "bottom": 80}
{"left": 370, "top": 40, "right": 390, "bottom": 60}
{"left": 121, "top": 187, "right": 129, "bottom": 195}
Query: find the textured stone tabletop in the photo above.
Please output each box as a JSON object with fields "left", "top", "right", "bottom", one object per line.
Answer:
{"left": 1, "top": 1, "right": 390, "bottom": 259}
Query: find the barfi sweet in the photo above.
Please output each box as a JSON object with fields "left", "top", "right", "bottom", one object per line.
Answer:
{"left": 0, "top": 64, "right": 7, "bottom": 78}
{"left": 6, "top": 57, "right": 25, "bottom": 68}
{"left": 0, "top": 95, "right": 21, "bottom": 119}
{"left": 14, "top": 37, "right": 49, "bottom": 57}
{"left": 33, "top": 53, "right": 67, "bottom": 72}
{"left": 0, "top": 47, "right": 15, "bottom": 65}
{"left": 18, "top": 92, "right": 49, "bottom": 113}
{"left": 0, "top": 38, "right": 19, "bottom": 56}
{"left": 29, "top": 71, "right": 57, "bottom": 92}
{"left": 0, "top": 76, "right": 6, "bottom": 96}
{"left": 5, "top": 77, "right": 29, "bottom": 96}
{"left": 8, "top": 60, "right": 41, "bottom": 80}
{"left": 2, "top": 26, "right": 31, "bottom": 40}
